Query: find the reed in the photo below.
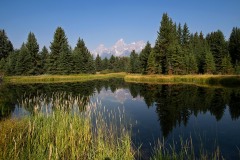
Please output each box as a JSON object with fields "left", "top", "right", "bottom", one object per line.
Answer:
{"left": 150, "top": 137, "right": 223, "bottom": 160}
{"left": 0, "top": 92, "right": 134, "bottom": 160}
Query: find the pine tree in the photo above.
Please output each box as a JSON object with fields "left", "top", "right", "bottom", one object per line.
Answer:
{"left": 95, "top": 54, "right": 102, "bottom": 72}
{"left": 206, "top": 30, "right": 228, "bottom": 73}
{"left": 15, "top": 43, "right": 32, "bottom": 75}
{"left": 181, "top": 23, "right": 196, "bottom": 74}
{"left": 182, "top": 23, "right": 190, "bottom": 47}
{"left": 204, "top": 49, "right": 216, "bottom": 74}
{"left": 58, "top": 42, "right": 73, "bottom": 74}
{"left": 113, "top": 57, "right": 121, "bottom": 72}
{"left": 177, "top": 23, "right": 182, "bottom": 45}
{"left": 189, "top": 52, "right": 198, "bottom": 74}
{"left": 5, "top": 51, "right": 18, "bottom": 75}
{"left": 102, "top": 57, "right": 109, "bottom": 71}
{"left": 73, "top": 38, "right": 84, "bottom": 74}
{"left": 49, "top": 27, "right": 69, "bottom": 74}
{"left": 118, "top": 57, "right": 129, "bottom": 72}
{"left": 73, "top": 38, "right": 95, "bottom": 74}
{"left": 235, "top": 61, "right": 240, "bottom": 75}
{"left": 169, "top": 22, "right": 185, "bottom": 74}
{"left": 86, "top": 54, "right": 96, "bottom": 74}
{"left": 155, "top": 13, "right": 182, "bottom": 74}
{"left": 25, "top": 32, "right": 40, "bottom": 75}
{"left": 155, "top": 13, "right": 171, "bottom": 74}
{"left": 139, "top": 42, "right": 151, "bottom": 74}
{"left": 191, "top": 32, "right": 210, "bottom": 74}
{"left": 171, "top": 45, "right": 185, "bottom": 74}
{"left": 129, "top": 50, "right": 140, "bottom": 73}
{"left": 39, "top": 46, "right": 49, "bottom": 74}
{"left": 147, "top": 50, "right": 157, "bottom": 74}
{"left": 108, "top": 55, "right": 115, "bottom": 71}
{"left": 229, "top": 27, "right": 240, "bottom": 65}
{"left": 221, "top": 54, "right": 233, "bottom": 74}
{"left": 0, "top": 29, "right": 13, "bottom": 59}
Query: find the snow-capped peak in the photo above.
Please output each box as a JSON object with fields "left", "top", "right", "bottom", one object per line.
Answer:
{"left": 92, "top": 39, "right": 146, "bottom": 58}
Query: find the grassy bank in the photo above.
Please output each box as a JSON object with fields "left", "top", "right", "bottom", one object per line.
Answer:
{"left": 125, "top": 74, "right": 240, "bottom": 87}
{"left": 3, "top": 73, "right": 240, "bottom": 87}
{"left": 3, "top": 72, "right": 126, "bottom": 84}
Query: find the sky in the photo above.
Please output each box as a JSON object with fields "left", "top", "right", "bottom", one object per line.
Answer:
{"left": 1, "top": 0, "right": 240, "bottom": 51}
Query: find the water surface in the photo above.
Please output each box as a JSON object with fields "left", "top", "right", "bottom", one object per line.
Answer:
{"left": 0, "top": 79, "right": 240, "bottom": 159}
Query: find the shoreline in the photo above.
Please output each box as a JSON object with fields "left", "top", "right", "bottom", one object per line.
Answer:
{"left": 124, "top": 74, "right": 240, "bottom": 87}
{"left": 2, "top": 72, "right": 126, "bottom": 84}
{"left": 2, "top": 73, "right": 240, "bottom": 87}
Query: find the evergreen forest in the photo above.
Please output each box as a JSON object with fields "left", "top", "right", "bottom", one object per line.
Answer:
{"left": 1, "top": 13, "right": 240, "bottom": 76}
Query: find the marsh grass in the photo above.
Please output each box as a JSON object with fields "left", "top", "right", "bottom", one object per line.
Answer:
{"left": 4, "top": 73, "right": 240, "bottom": 87}
{"left": 150, "top": 137, "right": 224, "bottom": 160}
{"left": 3, "top": 72, "right": 126, "bottom": 84}
{"left": 125, "top": 74, "right": 240, "bottom": 87}
{"left": 0, "top": 92, "right": 134, "bottom": 160}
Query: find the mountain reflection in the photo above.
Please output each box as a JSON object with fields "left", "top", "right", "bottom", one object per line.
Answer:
{"left": 0, "top": 79, "right": 240, "bottom": 137}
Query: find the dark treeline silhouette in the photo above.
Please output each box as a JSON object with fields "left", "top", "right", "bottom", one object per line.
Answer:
{"left": 128, "top": 83, "right": 240, "bottom": 137}
{"left": 0, "top": 13, "right": 240, "bottom": 75}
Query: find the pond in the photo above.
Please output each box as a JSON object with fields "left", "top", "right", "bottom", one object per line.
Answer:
{"left": 0, "top": 78, "right": 240, "bottom": 159}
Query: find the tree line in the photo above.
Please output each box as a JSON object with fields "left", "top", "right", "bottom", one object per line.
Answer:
{"left": 0, "top": 13, "right": 240, "bottom": 75}
{"left": 132, "top": 13, "right": 240, "bottom": 75}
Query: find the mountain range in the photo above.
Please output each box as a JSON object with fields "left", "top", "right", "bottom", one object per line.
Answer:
{"left": 92, "top": 39, "right": 146, "bottom": 58}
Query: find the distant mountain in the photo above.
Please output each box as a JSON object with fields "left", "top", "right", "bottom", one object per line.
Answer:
{"left": 92, "top": 39, "right": 146, "bottom": 58}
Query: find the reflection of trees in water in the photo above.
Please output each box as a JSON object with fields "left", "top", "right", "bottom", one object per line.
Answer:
{"left": 1, "top": 79, "right": 240, "bottom": 137}
{"left": 229, "top": 89, "right": 240, "bottom": 120}
{"left": 0, "top": 78, "right": 126, "bottom": 118}
{"left": 128, "top": 83, "right": 240, "bottom": 137}
{"left": 0, "top": 84, "right": 16, "bottom": 119}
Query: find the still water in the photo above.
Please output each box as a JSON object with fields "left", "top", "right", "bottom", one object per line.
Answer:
{"left": 0, "top": 79, "right": 240, "bottom": 159}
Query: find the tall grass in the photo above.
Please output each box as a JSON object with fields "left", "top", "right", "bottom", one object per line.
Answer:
{"left": 125, "top": 74, "right": 240, "bottom": 87}
{"left": 150, "top": 137, "right": 223, "bottom": 160}
{"left": 3, "top": 72, "right": 126, "bottom": 84}
{"left": 4, "top": 73, "right": 240, "bottom": 87}
{"left": 0, "top": 92, "right": 134, "bottom": 160}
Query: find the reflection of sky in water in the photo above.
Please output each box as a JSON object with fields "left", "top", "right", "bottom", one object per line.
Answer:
{"left": 93, "top": 88, "right": 143, "bottom": 104}
{"left": 11, "top": 104, "right": 30, "bottom": 118}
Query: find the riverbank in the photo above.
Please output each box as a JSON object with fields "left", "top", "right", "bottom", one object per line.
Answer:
{"left": 3, "top": 72, "right": 126, "bottom": 84}
{"left": 2, "top": 73, "right": 240, "bottom": 87}
{"left": 124, "top": 74, "right": 240, "bottom": 87}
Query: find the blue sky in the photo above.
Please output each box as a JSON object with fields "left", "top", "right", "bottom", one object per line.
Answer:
{"left": 1, "top": 0, "right": 240, "bottom": 50}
